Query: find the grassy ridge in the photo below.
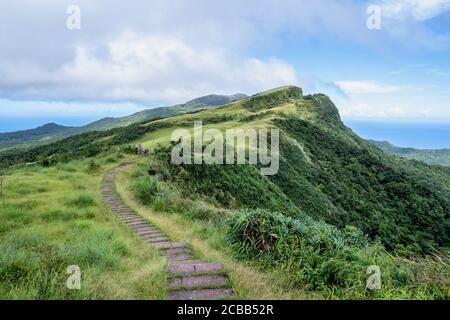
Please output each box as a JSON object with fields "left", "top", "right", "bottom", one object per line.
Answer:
{"left": 1, "top": 85, "right": 449, "bottom": 299}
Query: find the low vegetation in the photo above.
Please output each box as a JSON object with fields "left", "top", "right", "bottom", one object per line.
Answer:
{"left": 0, "top": 156, "right": 167, "bottom": 299}
{"left": 225, "top": 209, "right": 449, "bottom": 299}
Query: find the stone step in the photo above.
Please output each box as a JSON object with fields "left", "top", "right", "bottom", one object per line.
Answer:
{"left": 120, "top": 214, "right": 139, "bottom": 218}
{"left": 144, "top": 237, "right": 170, "bottom": 243}
{"left": 119, "top": 216, "right": 139, "bottom": 221}
{"left": 169, "top": 259, "right": 204, "bottom": 264}
{"left": 132, "top": 223, "right": 156, "bottom": 228}
{"left": 161, "top": 248, "right": 193, "bottom": 255}
{"left": 167, "top": 262, "right": 224, "bottom": 275}
{"left": 132, "top": 225, "right": 158, "bottom": 231}
{"left": 123, "top": 218, "right": 146, "bottom": 223}
{"left": 168, "top": 275, "right": 229, "bottom": 289}
{"left": 113, "top": 207, "right": 130, "bottom": 211}
{"left": 116, "top": 210, "right": 135, "bottom": 214}
{"left": 119, "top": 214, "right": 138, "bottom": 219}
{"left": 168, "top": 288, "right": 234, "bottom": 300}
{"left": 125, "top": 221, "right": 148, "bottom": 226}
{"left": 127, "top": 221, "right": 149, "bottom": 226}
{"left": 166, "top": 253, "right": 194, "bottom": 261}
{"left": 141, "top": 233, "right": 165, "bottom": 240}
{"left": 117, "top": 211, "right": 135, "bottom": 215}
{"left": 152, "top": 242, "right": 190, "bottom": 250}
{"left": 136, "top": 229, "right": 162, "bottom": 236}
{"left": 117, "top": 212, "right": 135, "bottom": 216}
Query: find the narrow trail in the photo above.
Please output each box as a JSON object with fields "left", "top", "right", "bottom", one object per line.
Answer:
{"left": 101, "top": 161, "right": 234, "bottom": 300}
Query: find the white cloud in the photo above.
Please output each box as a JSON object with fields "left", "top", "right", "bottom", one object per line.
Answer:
{"left": 379, "top": 0, "right": 450, "bottom": 21}
{"left": 335, "top": 80, "right": 405, "bottom": 94}
{"left": 338, "top": 100, "right": 427, "bottom": 119}
{"left": 0, "top": 0, "right": 449, "bottom": 121}
{"left": 0, "top": 32, "right": 299, "bottom": 103}
{"left": 0, "top": 99, "right": 141, "bottom": 118}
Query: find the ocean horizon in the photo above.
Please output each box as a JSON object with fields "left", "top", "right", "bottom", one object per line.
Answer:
{"left": 344, "top": 120, "right": 450, "bottom": 150}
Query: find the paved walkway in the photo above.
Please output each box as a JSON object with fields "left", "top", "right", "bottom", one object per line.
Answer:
{"left": 101, "top": 161, "right": 234, "bottom": 300}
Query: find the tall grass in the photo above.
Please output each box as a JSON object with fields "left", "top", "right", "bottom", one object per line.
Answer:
{"left": 0, "top": 155, "right": 167, "bottom": 299}
{"left": 225, "top": 209, "right": 450, "bottom": 299}
{"left": 66, "top": 192, "right": 95, "bottom": 208}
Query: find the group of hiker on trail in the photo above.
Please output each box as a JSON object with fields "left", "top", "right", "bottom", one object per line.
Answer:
{"left": 135, "top": 144, "right": 151, "bottom": 157}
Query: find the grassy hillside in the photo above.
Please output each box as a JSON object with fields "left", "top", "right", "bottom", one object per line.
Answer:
{"left": 0, "top": 93, "right": 247, "bottom": 150}
{"left": 0, "top": 155, "right": 168, "bottom": 299}
{"left": 369, "top": 140, "right": 450, "bottom": 167}
{"left": 1, "top": 85, "right": 448, "bottom": 299}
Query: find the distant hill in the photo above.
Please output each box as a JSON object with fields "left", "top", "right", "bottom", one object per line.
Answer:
{"left": 0, "top": 93, "right": 247, "bottom": 150}
{"left": 0, "top": 123, "right": 78, "bottom": 148}
{"left": 369, "top": 140, "right": 450, "bottom": 167}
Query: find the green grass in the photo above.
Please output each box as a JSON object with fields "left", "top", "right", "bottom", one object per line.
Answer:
{"left": 0, "top": 155, "right": 167, "bottom": 299}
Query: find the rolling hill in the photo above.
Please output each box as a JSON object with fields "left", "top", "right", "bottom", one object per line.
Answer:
{"left": 1, "top": 85, "right": 449, "bottom": 299}
{"left": 369, "top": 140, "right": 450, "bottom": 167}
{"left": 2, "top": 85, "right": 449, "bottom": 252}
{"left": 0, "top": 93, "right": 247, "bottom": 150}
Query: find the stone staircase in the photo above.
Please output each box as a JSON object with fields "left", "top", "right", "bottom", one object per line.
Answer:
{"left": 101, "top": 161, "right": 234, "bottom": 300}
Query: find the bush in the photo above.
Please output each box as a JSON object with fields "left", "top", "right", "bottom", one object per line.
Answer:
{"left": 86, "top": 159, "right": 100, "bottom": 173}
{"left": 129, "top": 176, "right": 160, "bottom": 204}
{"left": 66, "top": 192, "right": 95, "bottom": 208}
{"left": 225, "top": 209, "right": 449, "bottom": 298}
{"left": 225, "top": 209, "right": 370, "bottom": 290}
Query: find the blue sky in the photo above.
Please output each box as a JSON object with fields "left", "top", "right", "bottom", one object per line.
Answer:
{"left": 0, "top": 0, "right": 449, "bottom": 124}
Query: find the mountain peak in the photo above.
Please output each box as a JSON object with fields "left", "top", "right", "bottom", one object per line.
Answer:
{"left": 303, "top": 93, "right": 343, "bottom": 126}
{"left": 241, "top": 85, "right": 303, "bottom": 112}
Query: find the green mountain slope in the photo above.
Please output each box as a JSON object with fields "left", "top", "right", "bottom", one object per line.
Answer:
{"left": 80, "top": 93, "right": 247, "bottom": 132}
{"left": 1, "top": 86, "right": 449, "bottom": 255}
{"left": 0, "top": 123, "right": 78, "bottom": 149}
{"left": 369, "top": 140, "right": 450, "bottom": 167}
{"left": 0, "top": 93, "right": 247, "bottom": 150}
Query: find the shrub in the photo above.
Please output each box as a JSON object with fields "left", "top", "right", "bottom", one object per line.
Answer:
{"left": 225, "top": 209, "right": 449, "bottom": 298}
{"left": 225, "top": 209, "right": 370, "bottom": 290}
{"left": 104, "top": 155, "right": 117, "bottom": 163}
{"left": 129, "top": 176, "right": 160, "bottom": 204}
{"left": 86, "top": 159, "right": 100, "bottom": 173}
{"left": 66, "top": 192, "right": 95, "bottom": 208}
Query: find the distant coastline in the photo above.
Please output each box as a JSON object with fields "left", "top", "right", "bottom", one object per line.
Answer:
{"left": 344, "top": 120, "right": 450, "bottom": 149}
{"left": 0, "top": 117, "right": 98, "bottom": 133}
